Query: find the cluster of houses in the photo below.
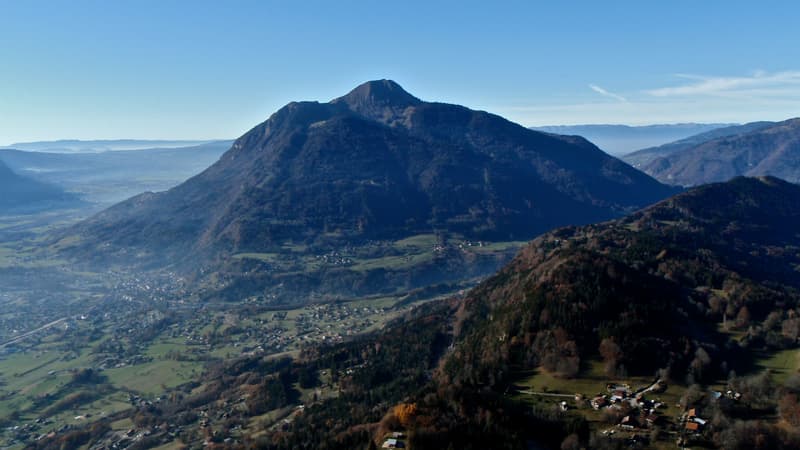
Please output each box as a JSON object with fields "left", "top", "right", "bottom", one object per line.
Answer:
{"left": 591, "top": 382, "right": 668, "bottom": 431}
{"left": 315, "top": 251, "right": 353, "bottom": 266}
{"left": 681, "top": 389, "right": 741, "bottom": 435}
{"left": 684, "top": 408, "right": 707, "bottom": 433}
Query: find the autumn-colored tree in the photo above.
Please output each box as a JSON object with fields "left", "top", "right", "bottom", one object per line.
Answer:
{"left": 393, "top": 402, "right": 418, "bottom": 428}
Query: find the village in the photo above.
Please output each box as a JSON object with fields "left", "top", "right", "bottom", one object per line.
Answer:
{"left": 0, "top": 260, "right": 424, "bottom": 449}
{"left": 515, "top": 375, "right": 747, "bottom": 448}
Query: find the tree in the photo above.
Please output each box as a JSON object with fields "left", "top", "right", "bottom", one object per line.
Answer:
{"left": 736, "top": 306, "right": 751, "bottom": 328}
{"left": 690, "top": 347, "right": 712, "bottom": 381}
{"left": 561, "top": 433, "right": 581, "bottom": 450}
{"left": 680, "top": 384, "right": 703, "bottom": 409}
{"left": 782, "top": 318, "right": 800, "bottom": 341}
{"left": 599, "top": 338, "right": 622, "bottom": 377}
{"left": 778, "top": 392, "right": 800, "bottom": 426}
{"left": 393, "top": 403, "right": 418, "bottom": 428}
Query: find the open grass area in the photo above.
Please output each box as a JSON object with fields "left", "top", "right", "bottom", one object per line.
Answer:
{"left": 0, "top": 348, "right": 94, "bottom": 417}
{"left": 468, "top": 240, "right": 528, "bottom": 254}
{"left": 110, "top": 417, "right": 135, "bottom": 431}
{"left": 512, "top": 360, "right": 609, "bottom": 398}
{"left": 146, "top": 338, "right": 189, "bottom": 359}
{"left": 233, "top": 252, "right": 282, "bottom": 262}
{"left": 392, "top": 233, "right": 439, "bottom": 250}
{"left": 44, "top": 390, "right": 132, "bottom": 429}
{"left": 753, "top": 348, "right": 799, "bottom": 385}
{"left": 104, "top": 360, "right": 203, "bottom": 396}
{"left": 350, "top": 251, "right": 435, "bottom": 272}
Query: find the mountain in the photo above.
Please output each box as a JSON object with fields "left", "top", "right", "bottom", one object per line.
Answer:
{"left": 0, "top": 160, "right": 80, "bottom": 213}
{"left": 531, "top": 123, "right": 733, "bottom": 155}
{"left": 623, "top": 121, "right": 775, "bottom": 168}
{"left": 89, "top": 177, "right": 800, "bottom": 450}
{"left": 62, "top": 80, "right": 676, "bottom": 270}
{"left": 450, "top": 176, "right": 800, "bottom": 378}
{"left": 0, "top": 141, "right": 232, "bottom": 205}
{"left": 0, "top": 139, "right": 220, "bottom": 153}
{"left": 639, "top": 118, "right": 800, "bottom": 186}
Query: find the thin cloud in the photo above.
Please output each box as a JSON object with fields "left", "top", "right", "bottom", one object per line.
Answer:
{"left": 647, "top": 70, "right": 800, "bottom": 97}
{"left": 589, "top": 84, "right": 627, "bottom": 102}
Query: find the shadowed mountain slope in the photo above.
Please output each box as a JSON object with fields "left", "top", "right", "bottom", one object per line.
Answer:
{"left": 638, "top": 118, "right": 800, "bottom": 186}
{"left": 0, "top": 160, "right": 80, "bottom": 213}
{"left": 62, "top": 80, "right": 676, "bottom": 267}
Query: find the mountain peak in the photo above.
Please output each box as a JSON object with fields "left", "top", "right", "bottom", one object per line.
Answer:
{"left": 333, "top": 80, "right": 422, "bottom": 116}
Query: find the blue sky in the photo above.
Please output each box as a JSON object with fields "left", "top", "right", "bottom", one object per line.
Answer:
{"left": 2, "top": 0, "right": 799, "bottom": 144}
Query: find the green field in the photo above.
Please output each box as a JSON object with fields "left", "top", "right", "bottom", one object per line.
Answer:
{"left": 753, "top": 348, "right": 799, "bottom": 384}
{"left": 105, "top": 360, "right": 203, "bottom": 396}
{"left": 0, "top": 348, "right": 93, "bottom": 416}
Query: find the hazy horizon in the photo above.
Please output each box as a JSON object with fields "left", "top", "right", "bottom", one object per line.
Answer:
{"left": 0, "top": 121, "right": 747, "bottom": 148}
{"left": 3, "top": 1, "right": 800, "bottom": 143}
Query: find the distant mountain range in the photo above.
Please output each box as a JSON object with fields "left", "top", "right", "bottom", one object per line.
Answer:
{"left": 622, "top": 121, "right": 775, "bottom": 168}
{"left": 0, "top": 141, "right": 231, "bottom": 205}
{"left": 631, "top": 118, "right": 800, "bottom": 186}
{"left": 0, "top": 139, "right": 223, "bottom": 153}
{"left": 531, "top": 123, "right": 733, "bottom": 155}
{"left": 61, "top": 80, "right": 676, "bottom": 274}
{"left": 0, "top": 161, "right": 80, "bottom": 214}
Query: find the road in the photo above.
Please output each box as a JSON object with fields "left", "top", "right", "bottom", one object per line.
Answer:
{"left": 0, "top": 317, "right": 68, "bottom": 348}
{"left": 516, "top": 390, "right": 575, "bottom": 398}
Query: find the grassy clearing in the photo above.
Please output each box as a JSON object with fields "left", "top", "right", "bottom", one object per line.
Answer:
{"left": 0, "top": 347, "right": 96, "bottom": 416}
{"left": 393, "top": 234, "right": 438, "bottom": 250}
{"left": 753, "top": 348, "right": 799, "bottom": 385}
{"left": 233, "top": 253, "right": 282, "bottom": 262}
{"left": 350, "top": 252, "right": 435, "bottom": 272}
{"left": 146, "top": 339, "right": 188, "bottom": 359}
{"left": 45, "top": 391, "right": 132, "bottom": 428}
{"left": 346, "top": 295, "right": 400, "bottom": 309}
{"left": 513, "top": 360, "right": 609, "bottom": 398}
{"left": 111, "top": 417, "right": 135, "bottom": 431}
{"left": 104, "top": 360, "right": 202, "bottom": 395}
{"left": 468, "top": 240, "right": 528, "bottom": 254}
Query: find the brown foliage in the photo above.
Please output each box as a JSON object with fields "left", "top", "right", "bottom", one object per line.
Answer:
{"left": 393, "top": 402, "right": 418, "bottom": 428}
{"left": 779, "top": 392, "right": 800, "bottom": 427}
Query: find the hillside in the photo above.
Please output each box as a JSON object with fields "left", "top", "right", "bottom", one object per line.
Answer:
{"left": 623, "top": 121, "right": 775, "bottom": 168}
{"left": 531, "top": 123, "right": 731, "bottom": 155}
{"left": 60, "top": 80, "right": 675, "bottom": 272}
{"left": 66, "top": 177, "right": 800, "bottom": 450}
{"left": 450, "top": 176, "right": 800, "bottom": 379}
{"left": 638, "top": 118, "right": 800, "bottom": 186}
{"left": 0, "top": 160, "right": 80, "bottom": 213}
